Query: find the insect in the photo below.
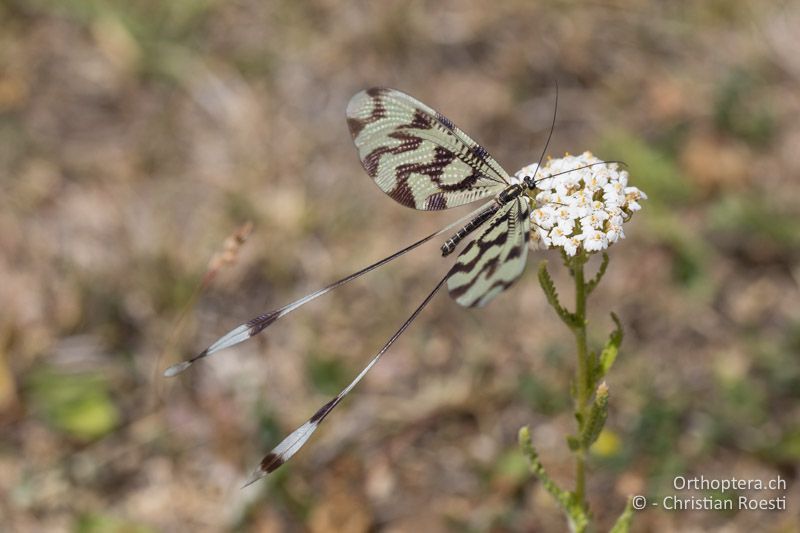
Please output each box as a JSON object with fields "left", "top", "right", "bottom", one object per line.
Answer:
{"left": 165, "top": 87, "right": 618, "bottom": 486}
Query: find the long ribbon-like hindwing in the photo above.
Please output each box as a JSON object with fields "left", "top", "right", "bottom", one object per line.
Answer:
{"left": 163, "top": 201, "right": 495, "bottom": 377}
{"left": 243, "top": 269, "right": 452, "bottom": 486}
{"left": 346, "top": 88, "right": 508, "bottom": 210}
{"left": 447, "top": 197, "right": 531, "bottom": 307}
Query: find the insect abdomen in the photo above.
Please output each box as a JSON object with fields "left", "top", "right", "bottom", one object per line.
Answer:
{"left": 441, "top": 204, "right": 499, "bottom": 256}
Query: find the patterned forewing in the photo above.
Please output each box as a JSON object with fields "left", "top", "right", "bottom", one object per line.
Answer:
{"left": 347, "top": 88, "right": 509, "bottom": 210}
{"left": 447, "top": 198, "right": 531, "bottom": 307}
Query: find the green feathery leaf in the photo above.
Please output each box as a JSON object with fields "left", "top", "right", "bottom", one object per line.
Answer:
{"left": 586, "top": 252, "right": 609, "bottom": 294}
{"left": 538, "top": 261, "right": 576, "bottom": 326}
{"left": 520, "top": 427, "right": 589, "bottom": 532}
{"left": 519, "top": 427, "right": 571, "bottom": 508}
{"left": 597, "top": 312, "right": 624, "bottom": 379}
{"left": 582, "top": 382, "right": 609, "bottom": 448}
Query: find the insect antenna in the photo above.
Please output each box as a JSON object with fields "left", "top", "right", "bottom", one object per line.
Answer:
{"left": 526, "top": 160, "right": 628, "bottom": 192}
{"left": 523, "top": 80, "right": 559, "bottom": 189}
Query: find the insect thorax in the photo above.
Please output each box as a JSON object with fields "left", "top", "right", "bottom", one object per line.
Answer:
{"left": 497, "top": 183, "right": 524, "bottom": 205}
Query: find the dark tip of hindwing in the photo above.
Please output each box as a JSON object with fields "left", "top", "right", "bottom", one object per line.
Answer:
{"left": 240, "top": 452, "right": 286, "bottom": 488}
{"left": 261, "top": 452, "right": 285, "bottom": 474}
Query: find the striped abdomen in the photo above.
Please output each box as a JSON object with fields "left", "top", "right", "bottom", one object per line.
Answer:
{"left": 441, "top": 204, "right": 500, "bottom": 256}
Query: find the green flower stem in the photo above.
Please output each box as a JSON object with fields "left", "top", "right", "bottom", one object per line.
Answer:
{"left": 570, "top": 251, "right": 591, "bottom": 510}
{"left": 533, "top": 252, "right": 628, "bottom": 532}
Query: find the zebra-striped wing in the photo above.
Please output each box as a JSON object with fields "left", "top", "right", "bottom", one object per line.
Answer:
{"left": 447, "top": 198, "right": 531, "bottom": 307}
{"left": 346, "top": 88, "right": 509, "bottom": 210}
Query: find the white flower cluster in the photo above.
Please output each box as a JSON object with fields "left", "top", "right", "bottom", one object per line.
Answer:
{"left": 515, "top": 152, "right": 646, "bottom": 256}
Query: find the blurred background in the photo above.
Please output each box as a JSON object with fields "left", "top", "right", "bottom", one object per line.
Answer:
{"left": 1, "top": 0, "right": 799, "bottom": 531}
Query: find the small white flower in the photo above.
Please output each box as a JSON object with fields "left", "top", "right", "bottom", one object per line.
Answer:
{"left": 515, "top": 151, "right": 646, "bottom": 256}
{"left": 549, "top": 225, "right": 570, "bottom": 245}
{"left": 548, "top": 227, "right": 582, "bottom": 256}
{"left": 624, "top": 186, "right": 647, "bottom": 212}
{"left": 563, "top": 236, "right": 582, "bottom": 256}
{"left": 535, "top": 190, "right": 552, "bottom": 204}
{"left": 581, "top": 228, "right": 608, "bottom": 252}
{"left": 605, "top": 224, "right": 624, "bottom": 244}
{"left": 532, "top": 204, "right": 556, "bottom": 230}
{"left": 608, "top": 212, "right": 624, "bottom": 226}
{"left": 580, "top": 210, "right": 608, "bottom": 231}
{"left": 557, "top": 217, "right": 576, "bottom": 235}
{"left": 555, "top": 205, "right": 576, "bottom": 226}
